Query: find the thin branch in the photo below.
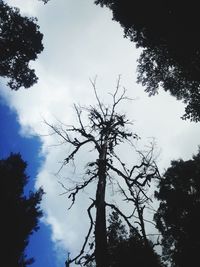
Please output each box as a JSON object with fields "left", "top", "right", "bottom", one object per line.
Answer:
{"left": 69, "top": 200, "right": 95, "bottom": 264}
{"left": 64, "top": 139, "right": 92, "bottom": 164}
{"left": 68, "top": 174, "right": 97, "bottom": 209}
{"left": 74, "top": 104, "right": 86, "bottom": 132}
{"left": 107, "top": 162, "right": 128, "bottom": 180}
{"left": 89, "top": 76, "right": 105, "bottom": 119}
{"left": 108, "top": 77, "right": 133, "bottom": 120}
{"left": 152, "top": 236, "right": 161, "bottom": 248}
{"left": 105, "top": 202, "right": 142, "bottom": 239}
{"left": 60, "top": 174, "right": 97, "bottom": 209}
{"left": 79, "top": 252, "right": 95, "bottom": 266}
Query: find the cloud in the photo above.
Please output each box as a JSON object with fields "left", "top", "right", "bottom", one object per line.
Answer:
{"left": 5, "top": 0, "right": 42, "bottom": 16}
{"left": 1, "top": 0, "right": 200, "bottom": 265}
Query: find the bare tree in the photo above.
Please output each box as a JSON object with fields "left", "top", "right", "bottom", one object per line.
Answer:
{"left": 46, "top": 77, "right": 159, "bottom": 267}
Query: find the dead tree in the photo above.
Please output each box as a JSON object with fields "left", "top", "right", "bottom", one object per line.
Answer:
{"left": 113, "top": 143, "right": 160, "bottom": 245}
{"left": 46, "top": 77, "right": 159, "bottom": 267}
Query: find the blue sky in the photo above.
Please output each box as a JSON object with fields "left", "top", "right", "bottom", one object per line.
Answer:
{"left": 0, "top": 99, "right": 41, "bottom": 191}
{"left": 0, "top": 98, "right": 64, "bottom": 266}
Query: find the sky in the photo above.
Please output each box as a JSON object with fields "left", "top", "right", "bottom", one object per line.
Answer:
{"left": 1, "top": 0, "right": 200, "bottom": 266}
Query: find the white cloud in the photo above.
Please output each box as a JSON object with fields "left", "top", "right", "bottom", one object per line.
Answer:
{"left": 1, "top": 0, "right": 200, "bottom": 265}
{"left": 5, "top": 0, "right": 42, "bottom": 16}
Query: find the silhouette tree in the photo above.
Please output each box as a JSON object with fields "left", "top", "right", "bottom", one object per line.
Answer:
{"left": 95, "top": 1, "right": 200, "bottom": 121}
{"left": 107, "top": 211, "right": 163, "bottom": 267}
{"left": 85, "top": 210, "right": 164, "bottom": 267}
{"left": 47, "top": 77, "right": 159, "bottom": 267}
{"left": 0, "top": 153, "right": 44, "bottom": 266}
{"left": 0, "top": 0, "right": 45, "bottom": 90}
{"left": 154, "top": 150, "right": 200, "bottom": 267}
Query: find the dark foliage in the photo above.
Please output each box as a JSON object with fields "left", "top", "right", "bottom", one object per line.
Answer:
{"left": 0, "top": 153, "right": 44, "bottom": 266}
{"left": 154, "top": 150, "right": 200, "bottom": 267}
{"left": 107, "top": 211, "right": 163, "bottom": 267}
{"left": 85, "top": 211, "right": 163, "bottom": 267}
{"left": 95, "top": 1, "right": 200, "bottom": 121}
{"left": 0, "top": 0, "right": 44, "bottom": 90}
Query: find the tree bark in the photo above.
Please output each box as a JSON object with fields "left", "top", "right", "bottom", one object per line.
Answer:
{"left": 95, "top": 146, "right": 108, "bottom": 267}
{"left": 136, "top": 201, "right": 148, "bottom": 247}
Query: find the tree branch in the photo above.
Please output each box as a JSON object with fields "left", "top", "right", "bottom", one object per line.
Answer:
{"left": 69, "top": 200, "right": 95, "bottom": 264}
{"left": 105, "top": 202, "right": 142, "bottom": 239}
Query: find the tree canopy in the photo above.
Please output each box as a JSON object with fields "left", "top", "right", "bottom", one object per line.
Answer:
{"left": 0, "top": 0, "right": 44, "bottom": 90}
{"left": 95, "top": 1, "right": 200, "bottom": 121}
{"left": 154, "top": 150, "right": 200, "bottom": 267}
{"left": 107, "top": 211, "right": 163, "bottom": 267}
{"left": 85, "top": 210, "right": 164, "bottom": 267}
{"left": 0, "top": 153, "right": 44, "bottom": 266}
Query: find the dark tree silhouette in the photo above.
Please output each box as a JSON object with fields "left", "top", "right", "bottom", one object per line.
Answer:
{"left": 95, "top": 1, "right": 200, "bottom": 121}
{"left": 0, "top": 0, "right": 45, "bottom": 90}
{"left": 85, "top": 211, "right": 164, "bottom": 267}
{"left": 0, "top": 153, "right": 44, "bottom": 266}
{"left": 47, "top": 78, "right": 159, "bottom": 267}
{"left": 107, "top": 211, "right": 164, "bottom": 267}
{"left": 154, "top": 150, "right": 200, "bottom": 267}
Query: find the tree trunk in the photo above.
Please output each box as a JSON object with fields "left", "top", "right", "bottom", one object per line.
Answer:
{"left": 95, "top": 146, "right": 108, "bottom": 267}
{"left": 136, "top": 203, "right": 148, "bottom": 246}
